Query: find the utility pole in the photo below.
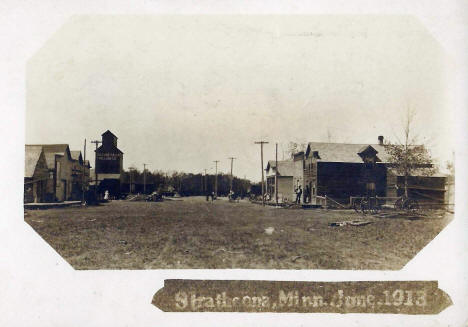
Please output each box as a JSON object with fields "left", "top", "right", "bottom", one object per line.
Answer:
{"left": 128, "top": 167, "right": 135, "bottom": 193}
{"left": 91, "top": 140, "right": 101, "bottom": 199}
{"left": 213, "top": 160, "right": 219, "bottom": 198}
{"left": 143, "top": 163, "right": 149, "bottom": 194}
{"left": 275, "top": 142, "right": 278, "bottom": 206}
{"left": 228, "top": 157, "right": 236, "bottom": 192}
{"left": 204, "top": 168, "right": 208, "bottom": 195}
{"left": 82, "top": 139, "right": 86, "bottom": 203}
{"left": 254, "top": 141, "right": 269, "bottom": 206}
{"left": 200, "top": 171, "right": 203, "bottom": 194}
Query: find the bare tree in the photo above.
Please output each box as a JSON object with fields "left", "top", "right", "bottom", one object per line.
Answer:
{"left": 384, "top": 108, "right": 435, "bottom": 197}
{"left": 445, "top": 151, "right": 455, "bottom": 176}
{"left": 286, "top": 141, "right": 307, "bottom": 158}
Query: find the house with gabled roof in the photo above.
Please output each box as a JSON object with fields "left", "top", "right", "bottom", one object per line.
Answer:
{"left": 265, "top": 160, "right": 297, "bottom": 202}
{"left": 302, "top": 136, "right": 445, "bottom": 204}
{"left": 266, "top": 136, "right": 446, "bottom": 205}
{"left": 27, "top": 144, "right": 75, "bottom": 201}
{"left": 24, "top": 145, "right": 48, "bottom": 203}
{"left": 302, "top": 138, "right": 389, "bottom": 204}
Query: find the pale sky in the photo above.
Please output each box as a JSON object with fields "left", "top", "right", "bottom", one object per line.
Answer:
{"left": 26, "top": 15, "right": 455, "bottom": 181}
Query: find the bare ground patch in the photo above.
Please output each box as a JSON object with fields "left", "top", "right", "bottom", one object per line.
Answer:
{"left": 24, "top": 197, "right": 452, "bottom": 270}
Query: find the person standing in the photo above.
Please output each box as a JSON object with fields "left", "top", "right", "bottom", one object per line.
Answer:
{"left": 295, "top": 185, "right": 302, "bottom": 204}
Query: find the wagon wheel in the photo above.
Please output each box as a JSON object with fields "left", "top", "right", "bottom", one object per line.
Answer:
{"left": 360, "top": 199, "right": 370, "bottom": 214}
{"left": 370, "top": 199, "right": 381, "bottom": 214}
{"left": 394, "top": 197, "right": 404, "bottom": 211}
{"left": 406, "top": 199, "right": 420, "bottom": 213}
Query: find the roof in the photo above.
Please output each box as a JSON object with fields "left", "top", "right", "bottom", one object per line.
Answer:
{"left": 305, "top": 142, "right": 391, "bottom": 163}
{"left": 267, "top": 160, "right": 277, "bottom": 169}
{"left": 70, "top": 151, "right": 82, "bottom": 162}
{"left": 43, "top": 153, "right": 57, "bottom": 169}
{"left": 84, "top": 160, "right": 91, "bottom": 168}
{"left": 266, "top": 160, "right": 296, "bottom": 176}
{"left": 28, "top": 144, "right": 71, "bottom": 169}
{"left": 40, "top": 144, "right": 69, "bottom": 154}
{"left": 25, "top": 145, "right": 43, "bottom": 178}
{"left": 96, "top": 144, "right": 123, "bottom": 154}
{"left": 102, "top": 130, "right": 117, "bottom": 138}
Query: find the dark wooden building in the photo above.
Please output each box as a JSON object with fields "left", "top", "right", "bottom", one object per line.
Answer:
{"left": 297, "top": 137, "right": 446, "bottom": 204}
{"left": 95, "top": 130, "right": 123, "bottom": 196}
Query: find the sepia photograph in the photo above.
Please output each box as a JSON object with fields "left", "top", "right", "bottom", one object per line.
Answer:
{"left": 2, "top": 0, "right": 468, "bottom": 325}
{"left": 23, "top": 15, "right": 455, "bottom": 271}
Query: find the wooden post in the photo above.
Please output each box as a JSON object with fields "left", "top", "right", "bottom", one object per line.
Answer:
{"left": 255, "top": 141, "right": 269, "bottom": 206}
{"left": 228, "top": 157, "right": 236, "bottom": 192}
{"left": 204, "top": 168, "right": 207, "bottom": 195}
{"left": 82, "top": 139, "right": 86, "bottom": 203}
{"left": 275, "top": 143, "right": 278, "bottom": 205}
{"left": 91, "top": 140, "right": 101, "bottom": 199}
{"left": 143, "top": 163, "right": 148, "bottom": 194}
{"left": 213, "top": 160, "right": 219, "bottom": 198}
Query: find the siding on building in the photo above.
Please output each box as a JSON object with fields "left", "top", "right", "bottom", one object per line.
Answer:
{"left": 316, "top": 162, "right": 387, "bottom": 201}
{"left": 277, "top": 176, "right": 294, "bottom": 202}
{"left": 95, "top": 130, "right": 123, "bottom": 196}
{"left": 266, "top": 138, "right": 448, "bottom": 204}
{"left": 265, "top": 160, "right": 296, "bottom": 202}
{"left": 24, "top": 145, "right": 49, "bottom": 203}
{"left": 29, "top": 144, "right": 75, "bottom": 202}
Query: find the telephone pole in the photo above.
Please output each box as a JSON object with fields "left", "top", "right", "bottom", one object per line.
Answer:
{"left": 228, "top": 157, "right": 236, "bottom": 192}
{"left": 200, "top": 171, "right": 203, "bottom": 194}
{"left": 128, "top": 167, "right": 136, "bottom": 193}
{"left": 82, "top": 139, "right": 86, "bottom": 203}
{"left": 213, "top": 160, "right": 219, "bottom": 198}
{"left": 254, "top": 141, "right": 269, "bottom": 206}
{"left": 91, "top": 140, "right": 101, "bottom": 199}
{"left": 204, "top": 168, "right": 208, "bottom": 195}
{"left": 275, "top": 142, "right": 278, "bottom": 205}
{"left": 143, "top": 163, "right": 149, "bottom": 194}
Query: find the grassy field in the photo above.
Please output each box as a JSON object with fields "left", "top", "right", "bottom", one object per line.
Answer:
{"left": 24, "top": 197, "right": 452, "bottom": 270}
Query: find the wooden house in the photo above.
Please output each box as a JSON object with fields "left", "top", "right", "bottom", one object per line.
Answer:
{"left": 24, "top": 145, "right": 48, "bottom": 203}
{"left": 267, "top": 136, "right": 447, "bottom": 205}
{"left": 265, "top": 160, "right": 296, "bottom": 203}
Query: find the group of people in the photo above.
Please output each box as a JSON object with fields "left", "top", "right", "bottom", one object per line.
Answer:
{"left": 295, "top": 185, "right": 313, "bottom": 204}
{"left": 206, "top": 192, "right": 216, "bottom": 202}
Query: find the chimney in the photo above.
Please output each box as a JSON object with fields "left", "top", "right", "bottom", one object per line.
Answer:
{"left": 378, "top": 135, "right": 384, "bottom": 145}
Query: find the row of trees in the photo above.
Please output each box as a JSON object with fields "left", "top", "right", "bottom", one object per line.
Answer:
{"left": 120, "top": 170, "right": 259, "bottom": 196}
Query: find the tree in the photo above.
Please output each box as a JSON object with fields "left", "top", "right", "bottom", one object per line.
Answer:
{"left": 384, "top": 108, "right": 435, "bottom": 197}
{"left": 445, "top": 157, "right": 455, "bottom": 177}
{"left": 286, "top": 141, "right": 307, "bottom": 158}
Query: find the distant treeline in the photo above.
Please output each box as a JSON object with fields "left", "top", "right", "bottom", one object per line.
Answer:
{"left": 120, "top": 170, "right": 261, "bottom": 196}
